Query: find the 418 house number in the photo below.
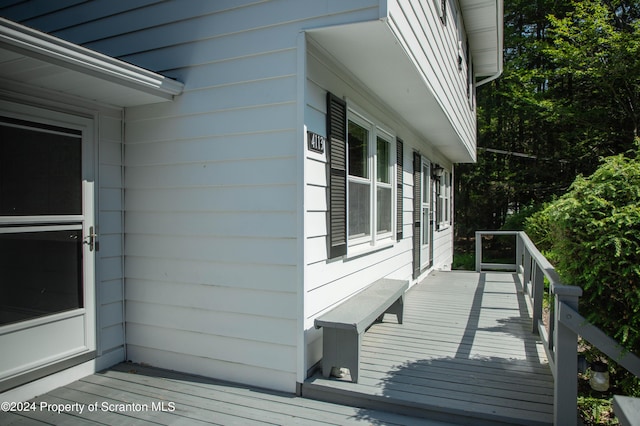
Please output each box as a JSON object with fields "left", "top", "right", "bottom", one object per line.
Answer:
{"left": 307, "top": 131, "right": 325, "bottom": 154}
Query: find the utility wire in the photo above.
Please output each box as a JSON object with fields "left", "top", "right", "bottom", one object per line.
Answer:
{"left": 478, "top": 147, "right": 570, "bottom": 163}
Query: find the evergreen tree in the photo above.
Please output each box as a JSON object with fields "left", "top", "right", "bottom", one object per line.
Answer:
{"left": 456, "top": 0, "right": 640, "bottom": 244}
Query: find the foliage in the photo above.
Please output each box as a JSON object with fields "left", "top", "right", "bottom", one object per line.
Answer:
{"left": 452, "top": 252, "right": 475, "bottom": 270}
{"left": 546, "top": 0, "right": 640, "bottom": 145}
{"left": 501, "top": 203, "right": 543, "bottom": 231}
{"left": 525, "top": 145, "right": 640, "bottom": 394}
{"left": 455, "top": 0, "right": 640, "bottom": 243}
{"left": 577, "top": 395, "right": 617, "bottom": 425}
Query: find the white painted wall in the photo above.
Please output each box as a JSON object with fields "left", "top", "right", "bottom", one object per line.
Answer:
{"left": 2, "top": 0, "right": 383, "bottom": 393}
{"left": 387, "top": 0, "right": 477, "bottom": 158}
{"left": 96, "top": 110, "right": 126, "bottom": 362}
{"left": 2, "top": 0, "right": 473, "bottom": 393}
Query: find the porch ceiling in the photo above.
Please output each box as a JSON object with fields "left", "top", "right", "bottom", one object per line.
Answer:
{"left": 307, "top": 20, "right": 474, "bottom": 163}
{"left": 0, "top": 18, "right": 183, "bottom": 107}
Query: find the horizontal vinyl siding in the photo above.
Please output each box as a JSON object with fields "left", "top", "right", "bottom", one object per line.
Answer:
{"left": 387, "top": 0, "right": 476, "bottom": 156}
{"left": 124, "top": 80, "right": 298, "bottom": 392}
{"left": 304, "top": 45, "right": 453, "bottom": 371}
{"left": 433, "top": 226, "right": 454, "bottom": 270}
{"left": 96, "top": 112, "right": 126, "bottom": 360}
{"left": 0, "top": 0, "right": 384, "bottom": 392}
{"left": 115, "top": 2, "right": 379, "bottom": 392}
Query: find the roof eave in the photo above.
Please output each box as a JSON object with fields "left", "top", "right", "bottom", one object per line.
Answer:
{"left": 0, "top": 17, "right": 184, "bottom": 105}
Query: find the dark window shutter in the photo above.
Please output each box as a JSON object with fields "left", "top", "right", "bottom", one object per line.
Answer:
{"left": 396, "top": 138, "right": 403, "bottom": 241}
{"left": 413, "top": 151, "right": 421, "bottom": 279}
{"left": 436, "top": 175, "right": 442, "bottom": 230}
{"left": 326, "top": 92, "right": 347, "bottom": 259}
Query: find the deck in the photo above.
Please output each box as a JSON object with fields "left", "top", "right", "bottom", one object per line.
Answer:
{"left": 0, "top": 363, "right": 454, "bottom": 426}
{"left": 302, "top": 270, "right": 554, "bottom": 426}
{"left": 0, "top": 271, "right": 553, "bottom": 425}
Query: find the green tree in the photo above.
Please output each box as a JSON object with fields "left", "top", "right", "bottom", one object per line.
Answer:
{"left": 456, "top": 0, "right": 640, "bottom": 244}
{"left": 546, "top": 0, "right": 640, "bottom": 151}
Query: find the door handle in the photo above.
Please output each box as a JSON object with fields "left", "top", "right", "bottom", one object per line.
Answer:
{"left": 84, "top": 226, "right": 98, "bottom": 251}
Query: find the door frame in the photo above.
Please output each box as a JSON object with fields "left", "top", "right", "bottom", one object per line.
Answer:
{"left": 0, "top": 99, "right": 97, "bottom": 391}
{"left": 413, "top": 152, "right": 434, "bottom": 279}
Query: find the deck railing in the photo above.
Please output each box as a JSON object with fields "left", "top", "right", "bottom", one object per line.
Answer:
{"left": 476, "top": 231, "right": 640, "bottom": 426}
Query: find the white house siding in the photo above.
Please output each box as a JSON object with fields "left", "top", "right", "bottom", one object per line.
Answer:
{"left": 95, "top": 110, "right": 126, "bottom": 364}
{"left": 1, "top": 0, "right": 475, "bottom": 392}
{"left": 304, "top": 44, "right": 455, "bottom": 371}
{"left": 0, "top": 0, "right": 388, "bottom": 393}
{"left": 387, "top": 0, "right": 477, "bottom": 160}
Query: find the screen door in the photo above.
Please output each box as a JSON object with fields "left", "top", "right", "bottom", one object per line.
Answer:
{"left": 0, "top": 108, "right": 96, "bottom": 389}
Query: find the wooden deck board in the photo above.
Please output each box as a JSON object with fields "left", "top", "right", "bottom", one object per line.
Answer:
{"left": 0, "top": 363, "right": 455, "bottom": 425}
{"left": 303, "top": 271, "right": 554, "bottom": 426}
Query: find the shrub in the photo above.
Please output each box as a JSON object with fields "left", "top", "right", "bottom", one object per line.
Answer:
{"left": 525, "top": 144, "right": 640, "bottom": 394}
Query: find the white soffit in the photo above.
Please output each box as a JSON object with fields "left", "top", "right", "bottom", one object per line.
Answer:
{"left": 307, "top": 20, "right": 474, "bottom": 163}
{"left": 459, "top": 0, "right": 504, "bottom": 78}
{"left": 0, "top": 17, "right": 184, "bottom": 107}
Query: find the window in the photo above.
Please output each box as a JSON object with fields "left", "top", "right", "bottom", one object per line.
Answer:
{"left": 437, "top": 170, "right": 452, "bottom": 226}
{"left": 435, "top": 0, "right": 447, "bottom": 24}
{"left": 327, "top": 93, "right": 402, "bottom": 258}
{"left": 347, "top": 112, "right": 394, "bottom": 248}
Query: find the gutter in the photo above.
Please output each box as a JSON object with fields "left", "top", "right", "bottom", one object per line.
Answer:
{"left": 0, "top": 17, "right": 184, "bottom": 100}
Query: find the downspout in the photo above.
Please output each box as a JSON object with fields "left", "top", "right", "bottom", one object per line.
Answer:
{"left": 475, "top": 68, "right": 502, "bottom": 88}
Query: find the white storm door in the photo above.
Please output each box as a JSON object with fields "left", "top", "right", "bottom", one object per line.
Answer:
{"left": 420, "top": 158, "right": 431, "bottom": 269}
{"left": 0, "top": 109, "right": 96, "bottom": 390}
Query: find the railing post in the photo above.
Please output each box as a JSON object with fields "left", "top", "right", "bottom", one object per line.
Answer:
{"left": 524, "top": 250, "right": 532, "bottom": 294}
{"left": 475, "top": 231, "right": 482, "bottom": 272}
{"left": 553, "top": 285, "right": 583, "bottom": 426}
{"left": 531, "top": 263, "right": 544, "bottom": 334}
{"left": 515, "top": 232, "right": 524, "bottom": 275}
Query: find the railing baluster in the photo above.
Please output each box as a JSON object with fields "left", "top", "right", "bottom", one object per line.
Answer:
{"left": 475, "top": 231, "right": 482, "bottom": 272}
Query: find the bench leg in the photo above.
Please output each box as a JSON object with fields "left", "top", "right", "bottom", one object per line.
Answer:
{"left": 385, "top": 295, "right": 405, "bottom": 324}
{"left": 321, "top": 328, "right": 361, "bottom": 383}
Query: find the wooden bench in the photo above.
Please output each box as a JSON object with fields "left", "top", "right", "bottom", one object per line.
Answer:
{"left": 314, "top": 278, "right": 409, "bottom": 383}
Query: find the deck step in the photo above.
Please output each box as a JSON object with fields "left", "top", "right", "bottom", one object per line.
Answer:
{"left": 302, "top": 374, "right": 551, "bottom": 426}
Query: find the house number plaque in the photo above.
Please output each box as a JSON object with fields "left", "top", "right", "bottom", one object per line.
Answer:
{"left": 307, "top": 131, "right": 325, "bottom": 154}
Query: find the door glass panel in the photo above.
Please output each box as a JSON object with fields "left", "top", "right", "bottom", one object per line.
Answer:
{"left": 0, "top": 123, "right": 82, "bottom": 216}
{"left": 422, "top": 163, "right": 430, "bottom": 203}
{"left": 422, "top": 207, "right": 430, "bottom": 245}
{"left": 0, "top": 229, "right": 83, "bottom": 326}
{"left": 421, "top": 161, "right": 430, "bottom": 246}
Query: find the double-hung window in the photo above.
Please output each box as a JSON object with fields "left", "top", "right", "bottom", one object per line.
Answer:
{"left": 326, "top": 93, "right": 401, "bottom": 259}
{"left": 437, "top": 170, "right": 451, "bottom": 227}
{"left": 347, "top": 111, "right": 394, "bottom": 249}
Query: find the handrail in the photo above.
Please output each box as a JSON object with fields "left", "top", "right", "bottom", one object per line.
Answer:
{"left": 475, "top": 231, "right": 640, "bottom": 426}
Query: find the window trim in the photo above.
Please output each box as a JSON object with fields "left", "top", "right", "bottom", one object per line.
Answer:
{"left": 437, "top": 170, "right": 452, "bottom": 228}
{"left": 346, "top": 106, "right": 396, "bottom": 252}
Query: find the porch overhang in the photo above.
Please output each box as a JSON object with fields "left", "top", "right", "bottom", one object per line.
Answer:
{"left": 460, "top": 0, "right": 504, "bottom": 84}
{"left": 0, "top": 17, "right": 184, "bottom": 107}
{"left": 307, "top": 19, "right": 475, "bottom": 163}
